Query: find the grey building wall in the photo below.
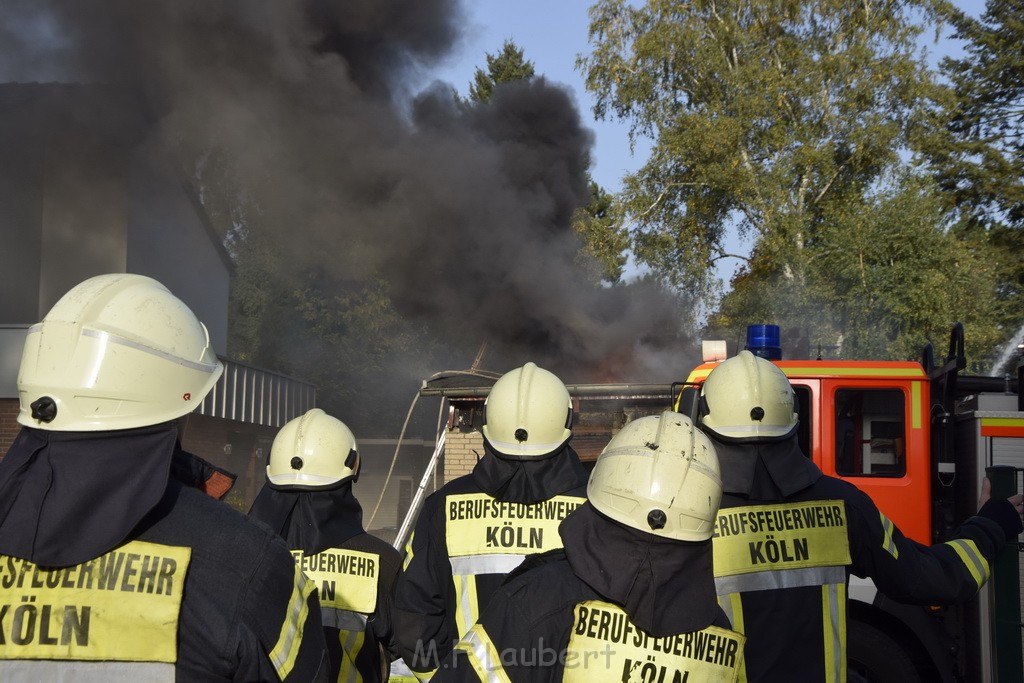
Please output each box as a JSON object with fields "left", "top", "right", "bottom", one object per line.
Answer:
{"left": 37, "top": 139, "right": 130, "bottom": 315}
{"left": 0, "top": 83, "right": 232, "bottom": 394}
{"left": 126, "top": 153, "right": 230, "bottom": 355}
{"left": 0, "top": 87, "right": 46, "bottom": 323}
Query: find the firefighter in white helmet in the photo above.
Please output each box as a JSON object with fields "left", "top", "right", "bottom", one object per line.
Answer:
{"left": 434, "top": 411, "right": 744, "bottom": 682}
{"left": 700, "top": 350, "right": 1023, "bottom": 683}
{"left": 392, "top": 362, "right": 589, "bottom": 680}
{"left": 0, "top": 273, "right": 328, "bottom": 681}
{"left": 249, "top": 409, "right": 403, "bottom": 683}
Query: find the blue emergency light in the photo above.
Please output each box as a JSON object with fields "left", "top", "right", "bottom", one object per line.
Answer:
{"left": 745, "top": 324, "right": 782, "bottom": 360}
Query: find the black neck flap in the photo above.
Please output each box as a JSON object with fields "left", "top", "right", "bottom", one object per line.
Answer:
{"left": 472, "top": 442, "right": 588, "bottom": 504}
{"left": 0, "top": 423, "right": 177, "bottom": 567}
{"left": 248, "top": 481, "right": 366, "bottom": 555}
{"left": 561, "top": 503, "right": 719, "bottom": 637}
{"left": 710, "top": 433, "right": 823, "bottom": 499}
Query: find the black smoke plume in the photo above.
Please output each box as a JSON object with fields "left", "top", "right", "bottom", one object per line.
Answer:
{"left": 0, "top": 0, "right": 695, "bottom": 431}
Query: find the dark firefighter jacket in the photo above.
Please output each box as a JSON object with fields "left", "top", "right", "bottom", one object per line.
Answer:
{"left": 0, "top": 424, "right": 328, "bottom": 682}
{"left": 249, "top": 480, "right": 403, "bottom": 683}
{"left": 709, "top": 433, "right": 1023, "bottom": 683}
{"left": 392, "top": 442, "right": 589, "bottom": 679}
{"left": 433, "top": 502, "right": 744, "bottom": 682}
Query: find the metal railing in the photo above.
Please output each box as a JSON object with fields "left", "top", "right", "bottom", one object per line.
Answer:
{"left": 197, "top": 358, "right": 316, "bottom": 428}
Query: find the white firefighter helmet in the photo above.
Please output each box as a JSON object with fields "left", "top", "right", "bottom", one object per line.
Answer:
{"left": 699, "top": 350, "right": 798, "bottom": 441}
{"left": 588, "top": 411, "right": 722, "bottom": 541}
{"left": 267, "top": 409, "right": 360, "bottom": 487}
{"left": 481, "top": 362, "right": 573, "bottom": 458}
{"left": 17, "top": 273, "right": 223, "bottom": 431}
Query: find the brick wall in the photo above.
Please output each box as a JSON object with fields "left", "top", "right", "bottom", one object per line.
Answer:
{"left": 0, "top": 399, "right": 20, "bottom": 457}
{"left": 443, "top": 427, "right": 484, "bottom": 483}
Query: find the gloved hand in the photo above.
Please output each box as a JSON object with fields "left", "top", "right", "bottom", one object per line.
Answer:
{"left": 977, "top": 477, "right": 1024, "bottom": 542}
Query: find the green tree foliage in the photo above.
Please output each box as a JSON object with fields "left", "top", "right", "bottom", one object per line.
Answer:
{"left": 579, "top": 0, "right": 1009, "bottom": 363}
{"left": 581, "top": 0, "right": 947, "bottom": 292}
{"left": 923, "top": 0, "right": 1024, "bottom": 363}
{"left": 468, "top": 39, "right": 536, "bottom": 103}
{"left": 933, "top": 0, "right": 1024, "bottom": 230}
{"left": 287, "top": 276, "right": 440, "bottom": 430}
{"left": 710, "top": 172, "right": 1004, "bottom": 367}
{"left": 228, "top": 239, "right": 440, "bottom": 432}
{"left": 571, "top": 178, "right": 629, "bottom": 283}
{"left": 194, "top": 150, "right": 438, "bottom": 434}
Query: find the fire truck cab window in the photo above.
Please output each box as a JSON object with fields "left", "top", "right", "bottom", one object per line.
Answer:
{"left": 834, "top": 388, "right": 906, "bottom": 477}
{"left": 793, "top": 385, "right": 812, "bottom": 459}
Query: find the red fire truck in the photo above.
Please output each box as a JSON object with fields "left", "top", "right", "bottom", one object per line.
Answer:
{"left": 672, "top": 323, "right": 1024, "bottom": 682}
